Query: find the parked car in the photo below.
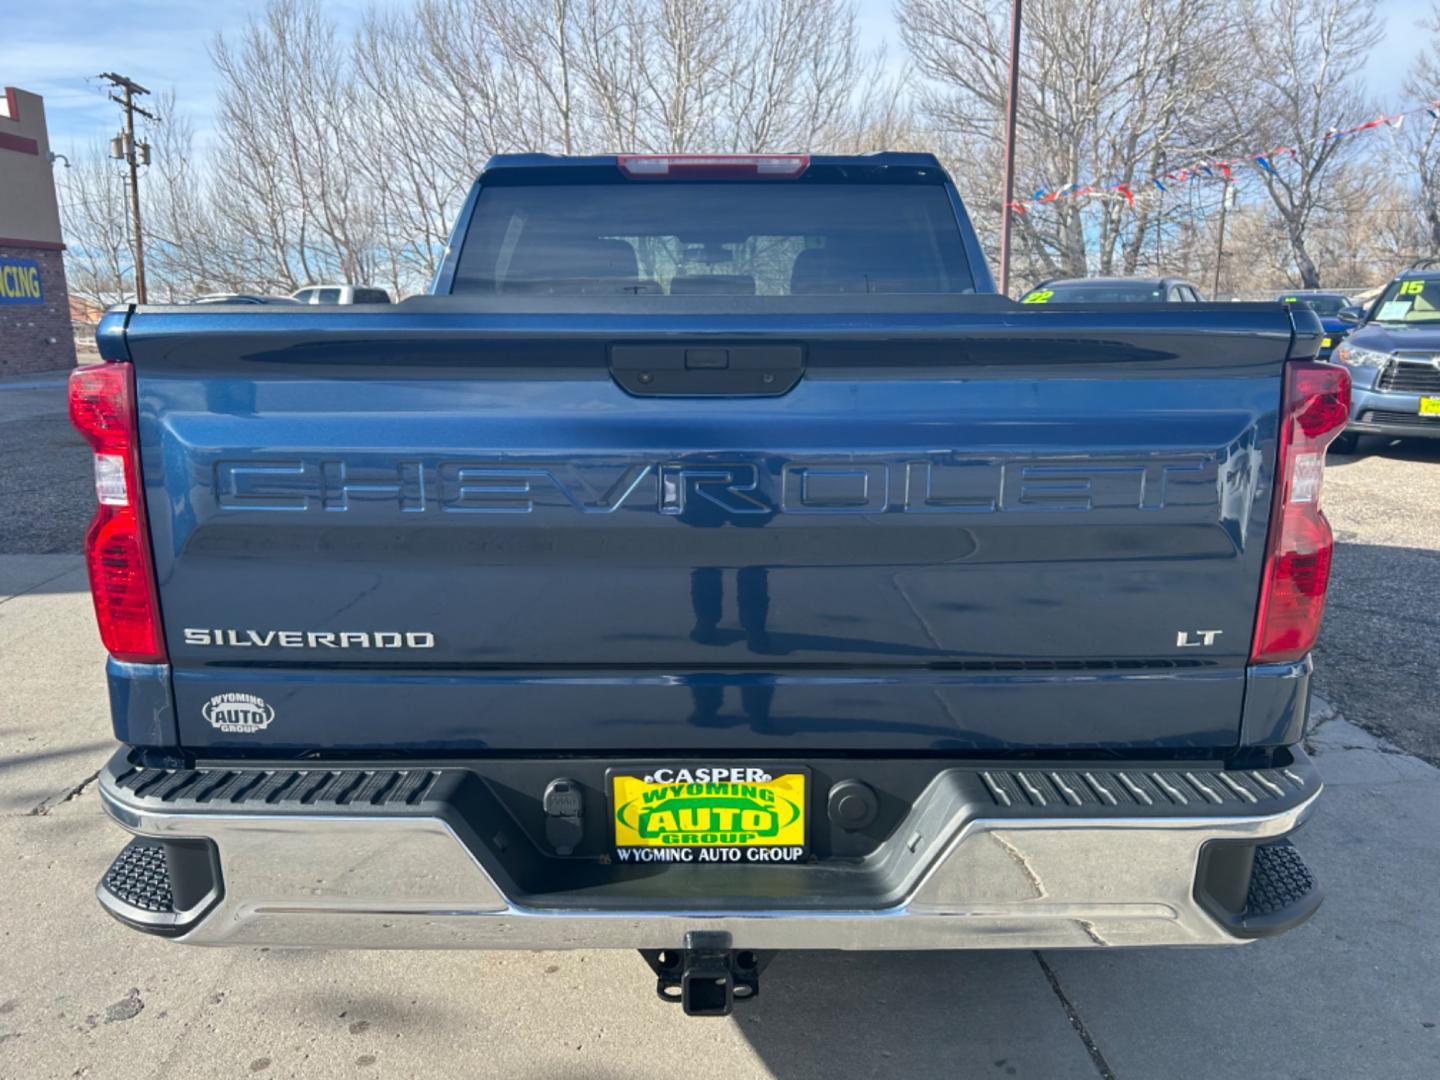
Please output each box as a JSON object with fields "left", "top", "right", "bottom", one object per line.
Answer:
{"left": 190, "top": 293, "right": 300, "bottom": 305}
{"left": 1277, "top": 292, "right": 1353, "bottom": 359}
{"left": 291, "top": 284, "right": 392, "bottom": 304}
{"left": 75, "top": 152, "right": 1341, "bottom": 1017}
{"left": 1020, "top": 275, "right": 1206, "bottom": 303}
{"left": 1328, "top": 264, "right": 1440, "bottom": 453}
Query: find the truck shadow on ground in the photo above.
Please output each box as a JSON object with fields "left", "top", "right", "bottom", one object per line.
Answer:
{"left": 730, "top": 950, "right": 1093, "bottom": 1079}
{"left": 0, "top": 741, "right": 112, "bottom": 774}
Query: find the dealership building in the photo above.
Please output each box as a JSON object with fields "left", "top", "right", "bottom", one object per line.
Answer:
{"left": 1, "top": 85, "right": 76, "bottom": 375}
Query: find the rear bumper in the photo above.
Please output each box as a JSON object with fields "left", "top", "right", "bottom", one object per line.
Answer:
{"left": 97, "top": 751, "right": 1323, "bottom": 951}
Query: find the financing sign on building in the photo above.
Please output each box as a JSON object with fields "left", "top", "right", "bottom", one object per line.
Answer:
{"left": 0, "top": 255, "right": 44, "bottom": 304}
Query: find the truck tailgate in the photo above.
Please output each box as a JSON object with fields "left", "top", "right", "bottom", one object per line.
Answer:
{"left": 124, "top": 305, "right": 1296, "bottom": 753}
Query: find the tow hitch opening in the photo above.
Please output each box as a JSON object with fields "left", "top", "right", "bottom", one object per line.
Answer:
{"left": 640, "top": 933, "right": 773, "bottom": 1016}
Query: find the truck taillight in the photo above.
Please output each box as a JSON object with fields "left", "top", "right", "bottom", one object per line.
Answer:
{"left": 1250, "top": 361, "right": 1350, "bottom": 664}
{"left": 68, "top": 362, "right": 167, "bottom": 663}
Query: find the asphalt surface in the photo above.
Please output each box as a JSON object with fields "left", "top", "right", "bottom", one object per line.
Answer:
{"left": 2, "top": 370, "right": 1439, "bottom": 1079}
{"left": 0, "top": 374, "right": 93, "bottom": 554}
{"left": 1316, "top": 437, "right": 1440, "bottom": 763}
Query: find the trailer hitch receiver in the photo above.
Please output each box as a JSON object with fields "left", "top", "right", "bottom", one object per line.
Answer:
{"left": 640, "top": 932, "right": 772, "bottom": 1016}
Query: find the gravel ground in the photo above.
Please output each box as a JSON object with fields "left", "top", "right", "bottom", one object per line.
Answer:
{"left": 0, "top": 372, "right": 92, "bottom": 554}
{"left": 1315, "top": 436, "right": 1440, "bottom": 763}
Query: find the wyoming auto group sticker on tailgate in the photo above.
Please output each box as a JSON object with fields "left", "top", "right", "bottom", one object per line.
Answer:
{"left": 610, "top": 767, "right": 807, "bottom": 863}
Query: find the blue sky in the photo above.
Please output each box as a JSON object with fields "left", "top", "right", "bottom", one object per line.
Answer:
{"left": 2, "top": 0, "right": 1431, "bottom": 154}
{"left": 2, "top": 0, "right": 403, "bottom": 151}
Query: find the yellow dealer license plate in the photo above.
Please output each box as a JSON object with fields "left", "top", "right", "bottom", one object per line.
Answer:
{"left": 1420, "top": 396, "right": 1440, "bottom": 416}
{"left": 610, "top": 767, "right": 807, "bottom": 864}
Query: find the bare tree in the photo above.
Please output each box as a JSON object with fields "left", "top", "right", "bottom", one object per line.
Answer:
{"left": 719, "top": 0, "right": 868, "bottom": 151}
{"left": 1235, "top": 0, "right": 1383, "bottom": 286}
{"left": 1400, "top": 3, "right": 1440, "bottom": 256}
{"left": 57, "top": 146, "right": 134, "bottom": 307}
{"left": 140, "top": 94, "right": 252, "bottom": 299}
{"left": 199, "top": 0, "right": 892, "bottom": 296}
{"left": 61, "top": 0, "right": 1432, "bottom": 306}
{"left": 211, "top": 0, "right": 380, "bottom": 289}
{"left": 899, "top": 0, "right": 1244, "bottom": 288}
{"left": 351, "top": 2, "right": 505, "bottom": 291}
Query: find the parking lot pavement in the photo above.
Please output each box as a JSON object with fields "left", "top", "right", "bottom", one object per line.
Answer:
{"left": 0, "top": 555, "right": 110, "bottom": 817}
{"left": 0, "top": 370, "right": 93, "bottom": 556}
{"left": 1316, "top": 439, "right": 1440, "bottom": 763}
{"left": 2, "top": 378, "right": 1439, "bottom": 1078}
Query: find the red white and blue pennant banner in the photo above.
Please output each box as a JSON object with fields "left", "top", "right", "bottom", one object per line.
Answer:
{"left": 1008, "top": 101, "right": 1440, "bottom": 215}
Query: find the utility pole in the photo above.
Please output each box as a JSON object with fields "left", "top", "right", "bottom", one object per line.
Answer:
{"left": 997, "top": 0, "right": 1023, "bottom": 297}
{"left": 1155, "top": 152, "right": 1166, "bottom": 271}
{"left": 1212, "top": 182, "right": 1234, "bottom": 299}
{"left": 99, "top": 72, "right": 157, "bottom": 304}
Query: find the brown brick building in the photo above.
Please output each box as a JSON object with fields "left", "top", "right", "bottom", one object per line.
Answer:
{"left": 1, "top": 85, "right": 77, "bottom": 375}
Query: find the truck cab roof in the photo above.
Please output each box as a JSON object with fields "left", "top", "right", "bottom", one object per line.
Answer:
{"left": 481, "top": 151, "right": 946, "bottom": 174}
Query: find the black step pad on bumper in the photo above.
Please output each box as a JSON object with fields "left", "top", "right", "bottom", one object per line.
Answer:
{"left": 102, "top": 839, "right": 174, "bottom": 914}
{"left": 1247, "top": 841, "right": 1318, "bottom": 916}
{"left": 96, "top": 837, "right": 223, "bottom": 937}
{"left": 1196, "top": 838, "right": 1322, "bottom": 938}
{"left": 1237, "top": 840, "right": 1323, "bottom": 935}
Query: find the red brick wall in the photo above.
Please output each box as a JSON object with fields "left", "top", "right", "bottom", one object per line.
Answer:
{"left": 0, "top": 245, "right": 78, "bottom": 375}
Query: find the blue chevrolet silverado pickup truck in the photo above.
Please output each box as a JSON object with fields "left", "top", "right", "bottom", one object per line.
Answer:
{"left": 77, "top": 153, "right": 1347, "bottom": 1015}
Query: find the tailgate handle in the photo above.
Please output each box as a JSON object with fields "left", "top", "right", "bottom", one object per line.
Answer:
{"left": 685, "top": 348, "right": 729, "bottom": 370}
{"left": 610, "top": 343, "right": 804, "bottom": 396}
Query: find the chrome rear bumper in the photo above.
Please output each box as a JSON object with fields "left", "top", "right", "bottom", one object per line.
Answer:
{"left": 97, "top": 755, "right": 1322, "bottom": 951}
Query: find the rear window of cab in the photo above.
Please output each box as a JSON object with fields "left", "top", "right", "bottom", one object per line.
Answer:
{"left": 453, "top": 182, "right": 975, "bottom": 300}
